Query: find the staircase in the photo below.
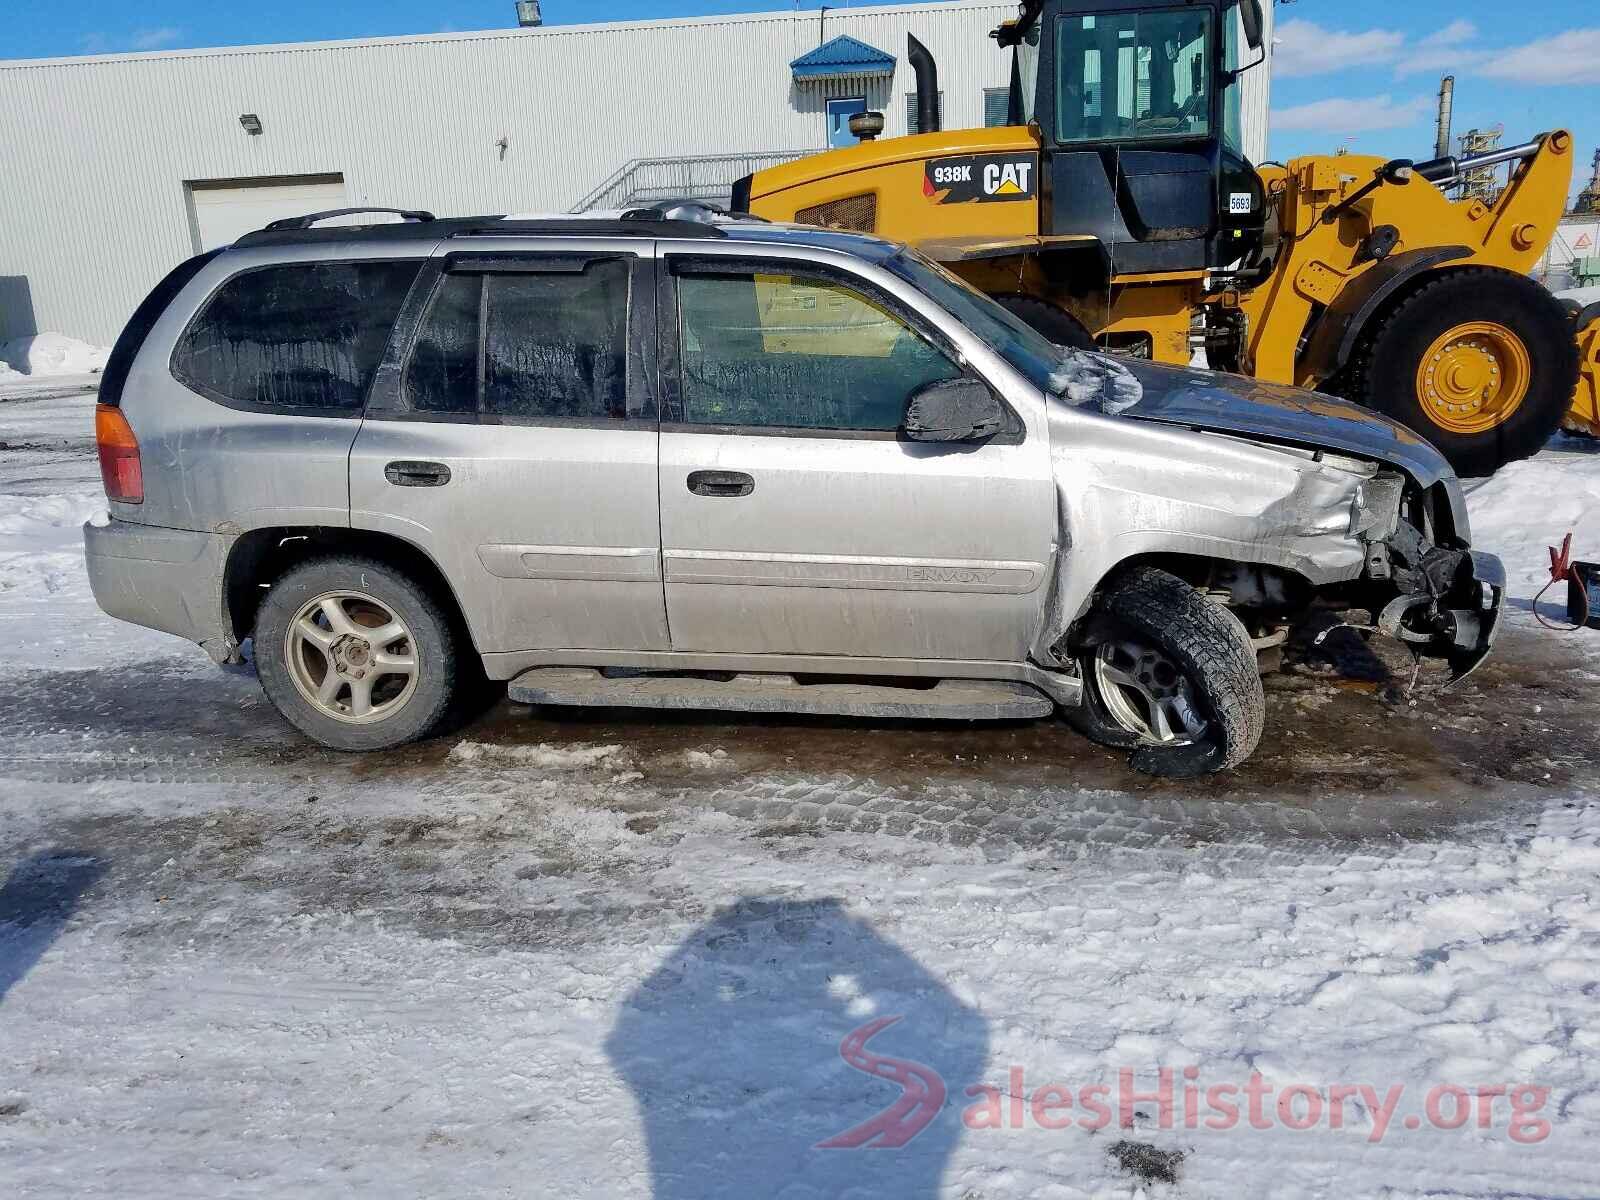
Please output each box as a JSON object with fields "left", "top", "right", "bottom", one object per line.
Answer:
{"left": 573, "top": 150, "right": 817, "bottom": 213}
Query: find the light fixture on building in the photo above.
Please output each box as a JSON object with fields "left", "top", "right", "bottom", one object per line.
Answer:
{"left": 239, "top": 113, "right": 263, "bottom": 135}
{"left": 514, "top": 1, "right": 542, "bottom": 27}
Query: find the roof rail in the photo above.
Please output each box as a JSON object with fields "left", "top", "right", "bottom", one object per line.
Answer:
{"left": 619, "top": 200, "right": 769, "bottom": 226}
{"left": 263, "top": 206, "right": 436, "bottom": 231}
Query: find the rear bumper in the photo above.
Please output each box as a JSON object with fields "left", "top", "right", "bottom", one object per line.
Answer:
{"left": 83, "top": 518, "right": 232, "bottom": 656}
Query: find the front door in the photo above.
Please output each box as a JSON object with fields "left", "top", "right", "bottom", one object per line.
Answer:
{"left": 656, "top": 256, "right": 1054, "bottom": 663}
{"left": 350, "top": 246, "right": 668, "bottom": 656}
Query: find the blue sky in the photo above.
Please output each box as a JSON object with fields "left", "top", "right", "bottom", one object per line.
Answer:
{"left": 6, "top": 1, "right": 1599, "bottom": 198}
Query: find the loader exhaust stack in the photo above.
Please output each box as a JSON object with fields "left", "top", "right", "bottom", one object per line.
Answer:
{"left": 908, "top": 34, "right": 941, "bottom": 134}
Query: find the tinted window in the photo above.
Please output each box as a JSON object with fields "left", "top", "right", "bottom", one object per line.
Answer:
{"left": 175, "top": 261, "right": 419, "bottom": 411}
{"left": 675, "top": 271, "right": 961, "bottom": 431}
{"left": 403, "top": 273, "right": 480, "bottom": 414}
{"left": 400, "top": 260, "right": 631, "bottom": 421}
{"left": 483, "top": 265, "right": 629, "bottom": 419}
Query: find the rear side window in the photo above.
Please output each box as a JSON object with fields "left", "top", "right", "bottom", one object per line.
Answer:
{"left": 401, "top": 259, "right": 632, "bottom": 421}
{"left": 173, "top": 260, "right": 420, "bottom": 413}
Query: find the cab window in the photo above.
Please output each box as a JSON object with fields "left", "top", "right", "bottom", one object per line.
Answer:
{"left": 1056, "top": 8, "right": 1211, "bottom": 144}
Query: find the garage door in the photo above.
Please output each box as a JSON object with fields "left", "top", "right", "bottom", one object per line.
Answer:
{"left": 187, "top": 175, "right": 348, "bottom": 251}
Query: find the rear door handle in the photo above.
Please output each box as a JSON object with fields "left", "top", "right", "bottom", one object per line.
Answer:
{"left": 687, "top": 470, "right": 754, "bottom": 498}
{"left": 385, "top": 460, "right": 452, "bottom": 487}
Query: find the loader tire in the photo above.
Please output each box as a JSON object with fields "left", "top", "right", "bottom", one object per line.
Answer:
{"left": 991, "top": 294, "right": 1096, "bottom": 350}
{"left": 1064, "top": 567, "right": 1265, "bottom": 777}
{"left": 1341, "top": 268, "right": 1578, "bottom": 478}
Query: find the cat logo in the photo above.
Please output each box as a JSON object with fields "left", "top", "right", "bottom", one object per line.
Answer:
{"left": 924, "top": 154, "right": 1038, "bottom": 205}
{"left": 984, "top": 161, "right": 1032, "bottom": 196}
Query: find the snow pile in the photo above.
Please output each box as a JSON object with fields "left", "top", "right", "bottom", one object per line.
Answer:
{"left": 1465, "top": 449, "right": 1600, "bottom": 599}
{"left": 684, "top": 748, "right": 732, "bottom": 770}
{"left": 1048, "top": 349, "right": 1144, "bottom": 415}
{"left": 0, "top": 333, "right": 110, "bottom": 377}
{"left": 449, "top": 740, "right": 628, "bottom": 770}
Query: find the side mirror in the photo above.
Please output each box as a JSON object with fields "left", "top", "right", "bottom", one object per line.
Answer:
{"left": 1239, "top": 0, "right": 1264, "bottom": 51}
{"left": 903, "top": 378, "right": 1006, "bottom": 443}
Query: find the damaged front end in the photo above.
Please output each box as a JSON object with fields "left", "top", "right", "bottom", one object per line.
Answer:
{"left": 1349, "top": 472, "right": 1506, "bottom": 685}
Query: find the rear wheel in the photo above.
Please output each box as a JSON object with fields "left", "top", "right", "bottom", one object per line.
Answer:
{"left": 255, "top": 555, "right": 460, "bottom": 751}
{"left": 1065, "top": 567, "right": 1265, "bottom": 777}
{"left": 1340, "top": 269, "right": 1578, "bottom": 477}
{"left": 991, "top": 294, "right": 1095, "bottom": 350}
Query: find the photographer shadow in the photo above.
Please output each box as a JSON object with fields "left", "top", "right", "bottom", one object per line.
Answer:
{"left": 606, "top": 896, "right": 989, "bottom": 1199}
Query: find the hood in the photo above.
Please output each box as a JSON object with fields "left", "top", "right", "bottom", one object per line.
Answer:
{"left": 1055, "top": 352, "right": 1453, "bottom": 488}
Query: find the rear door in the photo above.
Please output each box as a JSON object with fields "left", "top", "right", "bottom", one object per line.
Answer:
{"left": 656, "top": 251, "right": 1055, "bottom": 663}
{"left": 350, "top": 241, "right": 667, "bottom": 656}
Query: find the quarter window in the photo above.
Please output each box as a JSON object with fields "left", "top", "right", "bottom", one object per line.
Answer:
{"left": 173, "top": 260, "right": 419, "bottom": 411}
{"left": 400, "top": 260, "right": 632, "bottom": 420}
{"left": 675, "top": 271, "right": 963, "bottom": 431}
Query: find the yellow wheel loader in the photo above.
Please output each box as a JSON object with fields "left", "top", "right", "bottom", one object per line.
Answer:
{"left": 734, "top": 0, "right": 1600, "bottom": 476}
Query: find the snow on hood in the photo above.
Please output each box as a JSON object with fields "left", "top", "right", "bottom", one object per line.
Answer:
{"left": 0, "top": 333, "right": 110, "bottom": 377}
{"left": 1048, "top": 349, "right": 1144, "bottom": 415}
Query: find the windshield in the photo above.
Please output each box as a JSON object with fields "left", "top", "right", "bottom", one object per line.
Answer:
{"left": 885, "top": 249, "right": 1069, "bottom": 395}
{"left": 1056, "top": 8, "right": 1212, "bottom": 144}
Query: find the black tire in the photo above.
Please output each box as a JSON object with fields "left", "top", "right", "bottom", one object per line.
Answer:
{"left": 1339, "top": 268, "right": 1579, "bottom": 478}
{"left": 991, "top": 294, "right": 1096, "bottom": 350}
{"left": 254, "top": 555, "right": 460, "bottom": 751}
{"left": 1064, "top": 567, "right": 1265, "bottom": 777}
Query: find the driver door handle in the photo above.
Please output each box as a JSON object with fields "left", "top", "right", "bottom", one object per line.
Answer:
{"left": 687, "top": 470, "right": 755, "bottom": 498}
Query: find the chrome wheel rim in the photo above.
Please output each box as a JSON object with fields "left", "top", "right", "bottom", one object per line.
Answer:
{"left": 1091, "top": 638, "right": 1209, "bottom": 747}
{"left": 284, "top": 590, "right": 419, "bottom": 725}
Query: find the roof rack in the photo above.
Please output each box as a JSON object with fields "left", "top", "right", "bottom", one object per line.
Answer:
{"left": 234, "top": 209, "right": 736, "bottom": 248}
{"left": 262, "top": 206, "right": 436, "bottom": 231}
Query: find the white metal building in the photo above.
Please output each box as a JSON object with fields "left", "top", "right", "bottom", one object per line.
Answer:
{"left": 0, "top": 1, "right": 1271, "bottom": 345}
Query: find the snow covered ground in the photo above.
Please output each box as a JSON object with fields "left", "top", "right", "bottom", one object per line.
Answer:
{"left": 2, "top": 384, "right": 1599, "bottom": 1197}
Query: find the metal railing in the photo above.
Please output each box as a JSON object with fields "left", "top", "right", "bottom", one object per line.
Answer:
{"left": 572, "top": 149, "right": 818, "bottom": 213}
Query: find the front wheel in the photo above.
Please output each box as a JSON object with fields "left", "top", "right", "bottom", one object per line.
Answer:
{"left": 1340, "top": 269, "right": 1579, "bottom": 477}
{"left": 1064, "top": 567, "right": 1265, "bottom": 777}
{"left": 254, "top": 555, "right": 460, "bottom": 751}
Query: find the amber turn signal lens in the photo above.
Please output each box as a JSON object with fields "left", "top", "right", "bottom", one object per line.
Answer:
{"left": 95, "top": 403, "right": 143, "bottom": 504}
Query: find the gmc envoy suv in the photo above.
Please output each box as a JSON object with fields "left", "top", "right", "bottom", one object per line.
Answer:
{"left": 85, "top": 205, "right": 1504, "bottom": 776}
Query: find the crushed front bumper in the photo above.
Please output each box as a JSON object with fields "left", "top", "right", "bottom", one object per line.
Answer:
{"left": 1377, "top": 548, "right": 1506, "bottom": 687}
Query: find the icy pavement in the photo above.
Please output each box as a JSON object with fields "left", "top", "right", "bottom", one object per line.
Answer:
{"left": 2, "top": 387, "right": 1600, "bottom": 1197}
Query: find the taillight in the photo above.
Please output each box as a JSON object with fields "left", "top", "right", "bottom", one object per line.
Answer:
{"left": 95, "top": 403, "right": 143, "bottom": 504}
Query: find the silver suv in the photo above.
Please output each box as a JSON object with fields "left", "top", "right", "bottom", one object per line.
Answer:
{"left": 84, "top": 205, "right": 1504, "bottom": 776}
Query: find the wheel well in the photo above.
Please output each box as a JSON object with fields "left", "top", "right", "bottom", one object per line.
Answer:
{"left": 224, "top": 527, "right": 475, "bottom": 650}
{"left": 1087, "top": 554, "right": 1316, "bottom": 626}
{"left": 1340, "top": 263, "right": 1554, "bottom": 374}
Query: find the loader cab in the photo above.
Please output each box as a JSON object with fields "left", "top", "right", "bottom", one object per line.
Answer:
{"left": 1003, "top": 0, "right": 1267, "bottom": 274}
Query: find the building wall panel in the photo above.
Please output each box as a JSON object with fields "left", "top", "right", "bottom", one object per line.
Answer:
{"left": 0, "top": 2, "right": 1267, "bottom": 343}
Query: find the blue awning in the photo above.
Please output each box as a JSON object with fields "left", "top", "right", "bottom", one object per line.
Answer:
{"left": 790, "top": 35, "right": 896, "bottom": 81}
